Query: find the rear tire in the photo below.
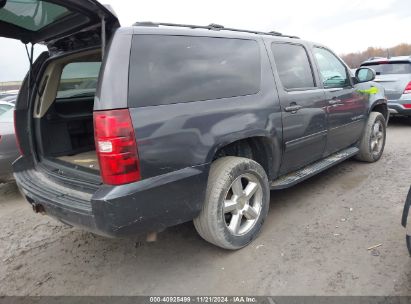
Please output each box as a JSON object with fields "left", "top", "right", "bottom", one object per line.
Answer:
{"left": 194, "top": 157, "right": 270, "bottom": 250}
{"left": 355, "top": 112, "right": 386, "bottom": 162}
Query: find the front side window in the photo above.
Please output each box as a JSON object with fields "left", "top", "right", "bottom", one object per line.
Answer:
{"left": 56, "top": 62, "right": 101, "bottom": 99}
{"left": 313, "top": 47, "right": 350, "bottom": 89}
{"left": 129, "top": 35, "right": 261, "bottom": 107}
{"left": 271, "top": 43, "right": 316, "bottom": 90}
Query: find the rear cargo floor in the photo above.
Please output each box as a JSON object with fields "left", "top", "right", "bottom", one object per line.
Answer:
{"left": 57, "top": 151, "right": 99, "bottom": 171}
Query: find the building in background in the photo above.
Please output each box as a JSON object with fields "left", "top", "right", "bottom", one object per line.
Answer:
{"left": 0, "top": 81, "right": 22, "bottom": 94}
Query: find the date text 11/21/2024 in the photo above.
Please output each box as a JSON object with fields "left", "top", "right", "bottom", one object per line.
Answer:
{"left": 149, "top": 296, "right": 259, "bottom": 303}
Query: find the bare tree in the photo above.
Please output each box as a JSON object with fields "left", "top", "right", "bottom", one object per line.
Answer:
{"left": 341, "top": 44, "right": 411, "bottom": 68}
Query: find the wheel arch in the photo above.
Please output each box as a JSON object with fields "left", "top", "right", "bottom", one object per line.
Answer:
{"left": 207, "top": 134, "right": 281, "bottom": 180}
{"left": 370, "top": 99, "right": 389, "bottom": 124}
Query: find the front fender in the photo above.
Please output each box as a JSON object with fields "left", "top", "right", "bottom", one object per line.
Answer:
{"left": 355, "top": 81, "right": 388, "bottom": 121}
{"left": 359, "top": 81, "right": 387, "bottom": 110}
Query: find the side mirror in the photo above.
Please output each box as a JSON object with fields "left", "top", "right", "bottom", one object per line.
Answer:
{"left": 355, "top": 67, "right": 376, "bottom": 83}
{"left": 0, "top": 0, "right": 7, "bottom": 9}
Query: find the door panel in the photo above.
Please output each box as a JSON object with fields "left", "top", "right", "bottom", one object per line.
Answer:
{"left": 313, "top": 47, "right": 367, "bottom": 154}
{"left": 325, "top": 88, "right": 367, "bottom": 153}
{"left": 280, "top": 90, "right": 328, "bottom": 173}
{"left": 270, "top": 42, "right": 328, "bottom": 175}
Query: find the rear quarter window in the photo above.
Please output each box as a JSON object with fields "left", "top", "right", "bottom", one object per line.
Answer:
{"left": 128, "top": 35, "right": 261, "bottom": 107}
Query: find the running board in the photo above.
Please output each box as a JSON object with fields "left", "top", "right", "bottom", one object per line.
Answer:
{"left": 271, "top": 147, "right": 359, "bottom": 190}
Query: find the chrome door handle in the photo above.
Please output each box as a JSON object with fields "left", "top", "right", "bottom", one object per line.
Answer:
{"left": 285, "top": 105, "right": 303, "bottom": 112}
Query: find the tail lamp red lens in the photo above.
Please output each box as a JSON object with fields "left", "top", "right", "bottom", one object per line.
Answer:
{"left": 404, "top": 82, "right": 411, "bottom": 95}
{"left": 93, "top": 109, "right": 141, "bottom": 185}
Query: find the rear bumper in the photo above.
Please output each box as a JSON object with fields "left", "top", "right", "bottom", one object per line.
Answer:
{"left": 14, "top": 158, "right": 209, "bottom": 237}
{"left": 402, "top": 187, "right": 411, "bottom": 256}
{"left": 388, "top": 100, "right": 411, "bottom": 116}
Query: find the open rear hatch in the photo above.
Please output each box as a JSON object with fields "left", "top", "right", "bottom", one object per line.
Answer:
{"left": 1, "top": 0, "right": 120, "bottom": 185}
{"left": 0, "top": 0, "right": 119, "bottom": 51}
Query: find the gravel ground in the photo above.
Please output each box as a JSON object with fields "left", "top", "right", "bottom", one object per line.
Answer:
{"left": 0, "top": 117, "right": 411, "bottom": 296}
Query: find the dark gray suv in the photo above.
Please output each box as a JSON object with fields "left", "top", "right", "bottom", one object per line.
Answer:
{"left": 1, "top": 0, "right": 388, "bottom": 249}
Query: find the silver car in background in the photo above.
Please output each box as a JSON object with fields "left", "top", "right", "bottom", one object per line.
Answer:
{"left": 361, "top": 56, "right": 411, "bottom": 117}
{"left": 0, "top": 94, "right": 18, "bottom": 104}
{"left": 0, "top": 108, "right": 19, "bottom": 182}
{"left": 0, "top": 101, "right": 14, "bottom": 115}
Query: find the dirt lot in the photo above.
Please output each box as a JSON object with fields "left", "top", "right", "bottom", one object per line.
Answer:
{"left": 1, "top": 118, "right": 411, "bottom": 296}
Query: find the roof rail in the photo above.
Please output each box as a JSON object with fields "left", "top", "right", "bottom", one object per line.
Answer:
{"left": 133, "top": 22, "right": 300, "bottom": 39}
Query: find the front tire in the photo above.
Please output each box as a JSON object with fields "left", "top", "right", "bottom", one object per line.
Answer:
{"left": 194, "top": 157, "right": 270, "bottom": 250}
{"left": 355, "top": 112, "right": 386, "bottom": 162}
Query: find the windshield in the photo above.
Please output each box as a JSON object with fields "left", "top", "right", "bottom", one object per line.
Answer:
{"left": 363, "top": 62, "right": 411, "bottom": 75}
{"left": 0, "top": 0, "right": 72, "bottom": 31}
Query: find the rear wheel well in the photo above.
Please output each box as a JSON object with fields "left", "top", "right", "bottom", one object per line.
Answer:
{"left": 371, "top": 103, "right": 388, "bottom": 122}
{"left": 213, "top": 137, "right": 274, "bottom": 179}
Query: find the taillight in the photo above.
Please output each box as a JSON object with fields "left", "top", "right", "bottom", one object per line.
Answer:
{"left": 404, "top": 104, "right": 411, "bottom": 109}
{"left": 404, "top": 82, "right": 411, "bottom": 95}
{"left": 13, "top": 110, "right": 23, "bottom": 155}
{"left": 93, "top": 109, "right": 141, "bottom": 185}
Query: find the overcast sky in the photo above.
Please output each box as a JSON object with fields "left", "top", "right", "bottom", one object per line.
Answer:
{"left": 0, "top": 0, "right": 410, "bottom": 82}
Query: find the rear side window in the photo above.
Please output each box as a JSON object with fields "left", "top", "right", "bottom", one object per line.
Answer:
{"left": 362, "top": 62, "right": 411, "bottom": 75}
{"left": 271, "top": 43, "right": 315, "bottom": 90}
{"left": 128, "top": 35, "right": 261, "bottom": 107}
{"left": 56, "top": 62, "right": 101, "bottom": 100}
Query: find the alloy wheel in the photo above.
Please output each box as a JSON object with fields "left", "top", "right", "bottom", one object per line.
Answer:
{"left": 223, "top": 173, "right": 263, "bottom": 236}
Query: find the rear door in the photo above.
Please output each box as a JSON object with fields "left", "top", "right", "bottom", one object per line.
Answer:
{"left": 0, "top": 0, "right": 119, "bottom": 45}
{"left": 312, "top": 47, "right": 367, "bottom": 154}
{"left": 270, "top": 42, "right": 328, "bottom": 174}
